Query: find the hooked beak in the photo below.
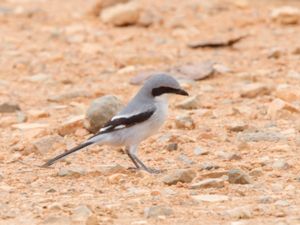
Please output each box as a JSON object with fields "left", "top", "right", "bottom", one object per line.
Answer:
{"left": 174, "top": 88, "right": 189, "bottom": 96}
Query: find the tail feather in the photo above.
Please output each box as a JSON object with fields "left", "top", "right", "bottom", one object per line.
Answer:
{"left": 41, "top": 141, "right": 94, "bottom": 167}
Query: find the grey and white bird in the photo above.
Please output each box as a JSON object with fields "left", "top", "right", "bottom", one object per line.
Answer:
{"left": 42, "top": 74, "right": 189, "bottom": 173}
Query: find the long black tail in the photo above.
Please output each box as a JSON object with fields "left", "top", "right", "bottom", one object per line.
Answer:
{"left": 41, "top": 141, "right": 94, "bottom": 167}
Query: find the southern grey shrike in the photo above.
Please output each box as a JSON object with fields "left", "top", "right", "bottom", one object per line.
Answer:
{"left": 42, "top": 74, "right": 189, "bottom": 173}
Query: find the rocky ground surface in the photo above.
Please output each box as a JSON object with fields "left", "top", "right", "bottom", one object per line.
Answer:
{"left": 1, "top": 0, "right": 300, "bottom": 224}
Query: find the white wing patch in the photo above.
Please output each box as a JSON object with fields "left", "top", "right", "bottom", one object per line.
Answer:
{"left": 100, "top": 125, "right": 112, "bottom": 132}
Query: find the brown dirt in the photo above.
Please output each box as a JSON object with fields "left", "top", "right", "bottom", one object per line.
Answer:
{"left": 0, "top": 0, "right": 300, "bottom": 224}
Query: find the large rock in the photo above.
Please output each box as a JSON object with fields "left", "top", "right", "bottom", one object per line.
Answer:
{"left": 100, "top": 1, "right": 141, "bottom": 26}
{"left": 0, "top": 102, "right": 20, "bottom": 113}
{"left": 271, "top": 6, "right": 300, "bottom": 25}
{"left": 162, "top": 169, "right": 196, "bottom": 185}
{"left": 84, "top": 95, "right": 123, "bottom": 133}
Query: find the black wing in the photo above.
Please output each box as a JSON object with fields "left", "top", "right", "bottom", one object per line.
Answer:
{"left": 88, "top": 108, "right": 156, "bottom": 140}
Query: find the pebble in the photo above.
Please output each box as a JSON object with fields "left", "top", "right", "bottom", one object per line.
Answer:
{"left": 225, "top": 121, "right": 248, "bottom": 132}
{"left": 176, "top": 95, "right": 200, "bottom": 109}
{"left": 240, "top": 83, "right": 271, "bottom": 98}
{"left": 0, "top": 102, "right": 21, "bottom": 113}
{"left": 192, "top": 194, "right": 229, "bottom": 202}
{"left": 33, "top": 134, "right": 64, "bottom": 155}
{"left": 217, "top": 151, "right": 241, "bottom": 161}
{"left": 267, "top": 47, "right": 285, "bottom": 59}
{"left": 275, "top": 200, "right": 289, "bottom": 207}
{"left": 275, "top": 86, "right": 300, "bottom": 102}
{"left": 175, "top": 61, "right": 215, "bottom": 81}
{"left": 201, "top": 162, "right": 220, "bottom": 170}
{"left": 84, "top": 95, "right": 123, "bottom": 133}
{"left": 190, "top": 178, "right": 225, "bottom": 189}
{"left": 144, "top": 206, "right": 173, "bottom": 218}
{"left": 175, "top": 115, "right": 195, "bottom": 129}
{"left": 268, "top": 98, "right": 300, "bottom": 120}
{"left": 272, "top": 159, "right": 289, "bottom": 170}
{"left": 58, "top": 167, "right": 86, "bottom": 177}
{"left": 237, "top": 131, "right": 284, "bottom": 142}
{"left": 100, "top": 1, "right": 141, "bottom": 26}
{"left": 162, "top": 169, "right": 196, "bottom": 185}
{"left": 178, "top": 154, "right": 194, "bottom": 165}
{"left": 95, "top": 164, "right": 127, "bottom": 175}
{"left": 12, "top": 122, "right": 49, "bottom": 130}
{"left": 227, "top": 169, "right": 251, "bottom": 184}
{"left": 166, "top": 143, "right": 178, "bottom": 151}
{"left": 287, "top": 70, "right": 300, "bottom": 79}
{"left": 58, "top": 115, "right": 85, "bottom": 136}
{"left": 259, "top": 196, "right": 274, "bottom": 204}
{"left": 71, "top": 205, "right": 93, "bottom": 223}
{"left": 249, "top": 168, "right": 263, "bottom": 177}
{"left": 86, "top": 215, "right": 99, "bottom": 225}
{"left": 27, "top": 109, "right": 50, "bottom": 119}
{"left": 48, "top": 90, "right": 90, "bottom": 102}
{"left": 193, "top": 146, "right": 208, "bottom": 156}
{"left": 226, "top": 206, "right": 252, "bottom": 219}
{"left": 24, "top": 73, "right": 51, "bottom": 82}
{"left": 271, "top": 6, "right": 300, "bottom": 25}
{"left": 42, "top": 215, "right": 71, "bottom": 225}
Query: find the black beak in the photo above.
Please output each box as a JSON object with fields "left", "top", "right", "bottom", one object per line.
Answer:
{"left": 175, "top": 89, "right": 189, "bottom": 96}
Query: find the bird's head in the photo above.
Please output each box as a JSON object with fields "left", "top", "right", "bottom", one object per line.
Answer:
{"left": 142, "top": 74, "right": 189, "bottom": 98}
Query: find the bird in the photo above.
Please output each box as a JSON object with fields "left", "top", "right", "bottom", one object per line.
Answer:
{"left": 42, "top": 74, "right": 189, "bottom": 173}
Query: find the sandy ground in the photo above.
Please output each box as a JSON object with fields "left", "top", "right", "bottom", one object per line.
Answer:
{"left": 1, "top": 0, "right": 300, "bottom": 224}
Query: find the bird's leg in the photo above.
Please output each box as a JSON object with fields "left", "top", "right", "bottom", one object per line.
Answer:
{"left": 125, "top": 146, "right": 140, "bottom": 169}
{"left": 127, "top": 145, "right": 160, "bottom": 174}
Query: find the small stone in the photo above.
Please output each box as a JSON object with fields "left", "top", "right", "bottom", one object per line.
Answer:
{"left": 193, "top": 146, "right": 208, "bottom": 156}
{"left": 292, "top": 47, "right": 300, "bottom": 55}
{"left": 12, "top": 122, "right": 49, "bottom": 130}
{"left": 86, "top": 215, "right": 99, "bottom": 225}
{"left": 176, "top": 95, "right": 200, "bottom": 110}
{"left": 58, "top": 167, "right": 86, "bottom": 177}
{"left": 95, "top": 164, "right": 127, "bottom": 175}
{"left": 108, "top": 173, "right": 127, "bottom": 184}
{"left": 100, "top": 1, "right": 141, "bottom": 26}
{"left": 240, "top": 83, "right": 271, "bottom": 98}
{"left": 192, "top": 194, "right": 229, "bottom": 202}
{"left": 190, "top": 178, "right": 225, "bottom": 189}
{"left": 272, "top": 159, "right": 289, "bottom": 170}
{"left": 27, "top": 109, "right": 50, "bottom": 118}
{"left": 268, "top": 98, "right": 300, "bottom": 120}
{"left": 259, "top": 196, "right": 274, "bottom": 204}
{"left": 178, "top": 154, "right": 194, "bottom": 165}
{"left": 249, "top": 168, "right": 263, "bottom": 177}
{"left": 43, "top": 215, "right": 71, "bottom": 225}
{"left": 33, "top": 134, "right": 64, "bottom": 154}
{"left": 166, "top": 143, "right": 178, "bottom": 151}
{"left": 287, "top": 70, "right": 300, "bottom": 79}
{"left": 48, "top": 90, "right": 90, "bottom": 102}
{"left": 162, "top": 169, "right": 196, "bottom": 185}
{"left": 175, "top": 61, "right": 215, "bottom": 80}
{"left": 58, "top": 115, "right": 85, "bottom": 136}
{"left": 228, "top": 169, "right": 251, "bottom": 184}
{"left": 267, "top": 47, "right": 285, "bottom": 59}
{"left": 275, "top": 200, "right": 289, "bottom": 207}
{"left": 137, "top": 9, "right": 160, "bottom": 27}
{"left": 144, "top": 206, "right": 173, "bottom": 218}
{"left": 71, "top": 205, "right": 92, "bottom": 222}
{"left": 24, "top": 73, "right": 51, "bottom": 82}
{"left": 275, "top": 86, "right": 300, "bottom": 102}
{"left": 213, "top": 64, "right": 231, "bottom": 74}
{"left": 175, "top": 115, "right": 195, "bottom": 130}
{"left": 16, "top": 111, "right": 27, "bottom": 123}
{"left": 271, "top": 6, "right": 300, "bottom": 25}
{"left": 238, "top": 131, "right": 284, "bottom": 142}
{"left": 201, "top": 162, "right": 219, "bottom": 170}
{"left": 226, "top": 206, "right": 252, "bottom": 219}
{"left": 217, "top": 151, "right": 242, "bottom": 160}
{"left": 84, "top": 95, "right": 123, "bottom": 133}
{"left": 0, "top": 102, "right": 21, "bottom": 113}
{"left": 225, "top": 121, "right": 248, "bottom": 132}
